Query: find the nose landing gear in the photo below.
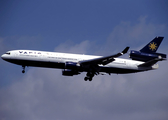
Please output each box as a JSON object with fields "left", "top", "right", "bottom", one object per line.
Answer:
{"left": 22, "top": 66, "right": 25, "bottom": 73}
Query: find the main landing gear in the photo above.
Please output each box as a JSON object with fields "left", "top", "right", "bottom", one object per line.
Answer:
{"left": 22, "top": 66, "right": 25, "bottom": 73}
{"left": 84, "top": 72, "right": 94, "bottom": 81}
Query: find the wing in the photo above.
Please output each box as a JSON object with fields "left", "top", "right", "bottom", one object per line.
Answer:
{"left": 79, "top": 47, "right": 129, "bottom": 66}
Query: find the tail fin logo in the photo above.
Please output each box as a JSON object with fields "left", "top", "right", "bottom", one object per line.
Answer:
{"left": 149, "top": 42, "right": 157, "bottom": 51}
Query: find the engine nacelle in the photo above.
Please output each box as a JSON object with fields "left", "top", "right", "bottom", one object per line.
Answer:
{"left": 65, "top": 62, "right": 80, "bottom": 69}
{"left": 129, "top": 50, "right": 166, "bottom": 62}
{"left": 62, "top": 69, "right": 80, "bottom": 76}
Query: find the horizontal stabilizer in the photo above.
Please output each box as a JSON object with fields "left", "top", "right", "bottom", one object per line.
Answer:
{"left": 138, "top": 57, "right": 166, "bottom": 67}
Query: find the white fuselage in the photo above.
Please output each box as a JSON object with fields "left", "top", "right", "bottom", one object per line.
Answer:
{"left": 1, "top": 50, "right": 158, "bottom": 74}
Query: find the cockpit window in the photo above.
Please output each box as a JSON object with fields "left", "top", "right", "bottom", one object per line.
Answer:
{"left": 5, "top": 52, "right": 10, "bottom": 55}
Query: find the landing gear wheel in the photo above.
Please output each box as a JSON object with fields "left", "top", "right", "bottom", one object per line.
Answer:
{"left": 89, "top": 78, "right": 92, "bottom": 81}
{"left": 22, "top": 70, "right": 25, "bottom": 73}
{"left": 84, "top": 76, "right": 92, "bottom": 81}
{"left": 84, "top": 77, "right": 88, "bottom": 81}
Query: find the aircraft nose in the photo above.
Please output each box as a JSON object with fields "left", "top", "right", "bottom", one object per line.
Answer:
{"left": 1, "top": 54, "right": 10, "bottom": 60}
{"left": 1, "top": 51, "right": 11, "bottom": 60}
{"left": 1, "top": 54, "right": 6, "bottom": 60}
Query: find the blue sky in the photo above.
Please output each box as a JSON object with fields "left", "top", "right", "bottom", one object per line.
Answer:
{"left": 1, "top": 0, "right": 168, "bottom": 50}
{"left": 0, "top": 0, "right": 168, "bottom": 120}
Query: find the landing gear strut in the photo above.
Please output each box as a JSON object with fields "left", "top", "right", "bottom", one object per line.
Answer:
{"left": 22, "top": 66, "right": 25, "bottom": 73}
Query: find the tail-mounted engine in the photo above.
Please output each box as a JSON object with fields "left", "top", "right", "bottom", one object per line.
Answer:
{"left": 129, "top": 50, "right": 166, "bottom": 62}
{"left": 130, "top": 36, "right": 166, "bottom": 62}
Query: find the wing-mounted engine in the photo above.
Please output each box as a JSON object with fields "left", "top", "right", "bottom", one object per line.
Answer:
{"left": 62, "top": 62, "right": 80, "bottom": 76}
{"left": 64, "top": 61, "right": 80, "bottom": 69}
{"left": 129, "top": 50, "right": 166, "bottom": 62}
{"left": 62, "top": 69, "right": 80, "bottom": 76}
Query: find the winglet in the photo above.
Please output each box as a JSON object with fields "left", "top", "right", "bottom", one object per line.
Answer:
{"left": 122, "top": 47, "right": 129, "bottom": 54}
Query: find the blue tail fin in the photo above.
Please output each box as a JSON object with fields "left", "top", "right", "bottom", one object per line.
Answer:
{"left": 140, "top": 37, "right": 164, "bottom": 53}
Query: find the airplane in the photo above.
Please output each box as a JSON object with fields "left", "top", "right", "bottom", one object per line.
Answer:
{"left": 1, "top": 36, "right": 166, "bottom": 81}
